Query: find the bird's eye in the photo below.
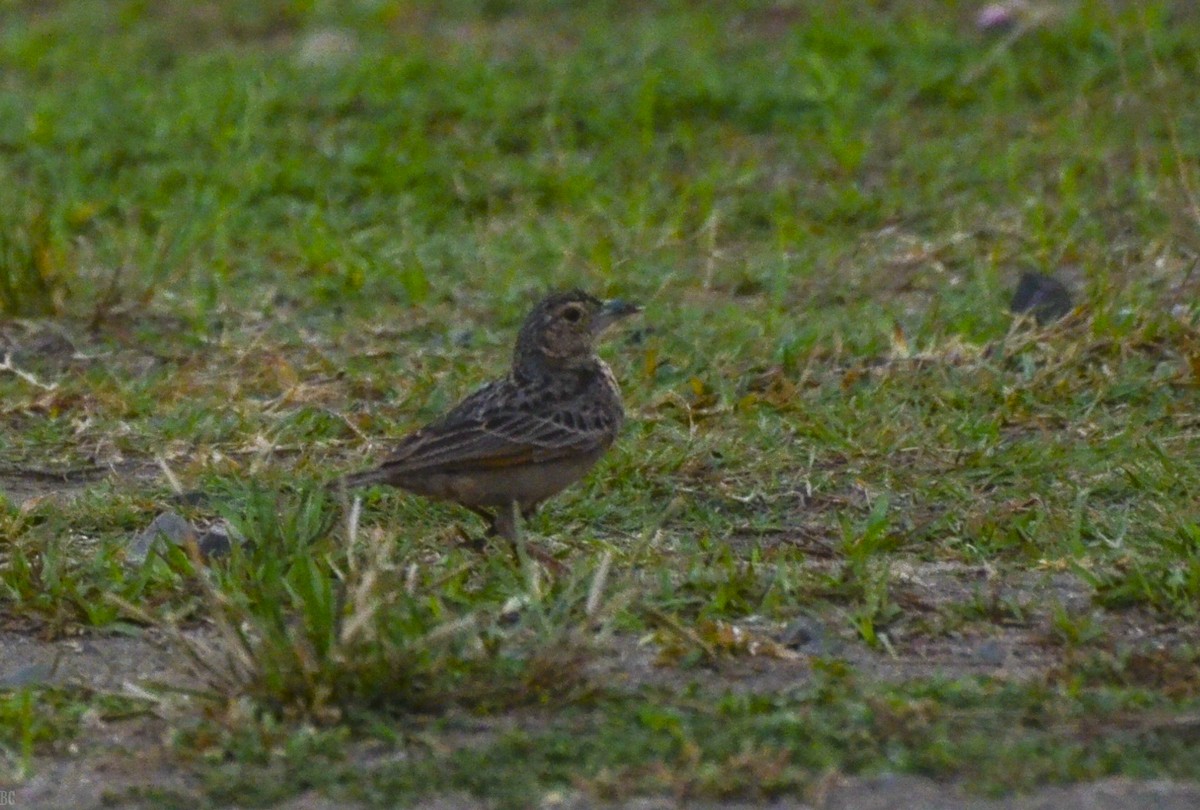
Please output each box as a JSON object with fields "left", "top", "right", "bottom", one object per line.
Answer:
{"left": 563, "top": 306, "right": 583, "bottom": 323}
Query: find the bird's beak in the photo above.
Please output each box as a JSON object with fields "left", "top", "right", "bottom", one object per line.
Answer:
{"left": 593, "top": 298, "right": 642, "bottom": 334}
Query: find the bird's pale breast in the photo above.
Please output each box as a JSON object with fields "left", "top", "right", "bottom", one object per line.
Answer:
{"left": 398, "top": 446, "right": 608, "bottom": 511}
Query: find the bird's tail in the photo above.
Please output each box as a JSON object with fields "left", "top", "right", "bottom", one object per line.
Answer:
{"left": 326, "top": 466, "right": 389, "bottom": 494}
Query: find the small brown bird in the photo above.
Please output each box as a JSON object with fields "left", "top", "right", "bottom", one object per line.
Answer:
{"left": 341, "top": 290, "right": 640, "bottom": 546}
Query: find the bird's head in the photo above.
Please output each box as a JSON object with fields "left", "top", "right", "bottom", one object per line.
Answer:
{"left": 513, "top": 290, "right": 640, "bottom": 375}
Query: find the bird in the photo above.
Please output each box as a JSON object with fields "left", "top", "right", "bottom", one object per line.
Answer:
{"left": 338, "top": 290, "right": 641, "bottom": 552}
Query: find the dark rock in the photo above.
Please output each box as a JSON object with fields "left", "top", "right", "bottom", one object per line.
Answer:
{"left": 1010, "top": 271, "right": 1073, "bottom": 324}
{"left": 127, "top": 511, "right": 194, "bottom": 564}
{"left": 780, "top": 615, "right": 829, "bottom": 654}
{"left": 197, "top": 522, "right": 243, "bottom": 558}
{"left": 127, "top": 511, "right": 244, "bottom": 564}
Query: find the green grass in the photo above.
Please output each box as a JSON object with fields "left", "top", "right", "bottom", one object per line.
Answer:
{"left": 3, "top": 0, "right": 1200, "bottom": 805}
{"left": 185, "top": 663, "right": 1200, "bottom": 809}
{"left": 0, "top": 686, "right": 146, "bottom": 782}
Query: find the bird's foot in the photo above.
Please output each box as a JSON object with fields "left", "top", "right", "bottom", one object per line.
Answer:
{"left": 511, "top": 540, "right": 567, "bottom": 576}
{"left": 452, "top": 524, "right": 489, "bottom": 553}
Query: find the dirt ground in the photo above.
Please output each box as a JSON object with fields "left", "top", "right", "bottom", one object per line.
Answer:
{"left": 15, "top": 746, "right": 1200, "bottom": 809}
{"left": 4, "top": 569, "right": 1200, "bottom": 809}
{"left": 9, "top": 694, "right": 1200, "bottom": 810}
{"left": 4, "top": 469, "right": 1200, "bottom": 809}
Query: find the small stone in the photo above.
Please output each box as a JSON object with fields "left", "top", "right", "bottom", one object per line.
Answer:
{"left": 976, "top": 639, "right": 1007, "bottom": 666}
{"left": 1010, "top": 271, "right": 1073, "bottom": 324}
{"left": 127, "top": 511, "right": 195, "bottom": 564}
{"left": 500, "top": 594, "right": 532, "bottom": 624}
{"left": 295, "top": 29, "right": 359, "bottom": 68}
{"left": 127, "top": 511, "right": 246, "bottom": 563}
{"left": 196, "top": 520, "right": 245, "bottom": 559}
{"left": 977, "top": 3, "right": 1021, "bottom": 33}
{"left": 780, "top": 615, "right": 828, "bottom": 654}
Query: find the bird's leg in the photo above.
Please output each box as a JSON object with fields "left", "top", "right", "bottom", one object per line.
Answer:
{"left": 464, "top": 503, "right": 530, "bottom": 563}
{"left": 468, "top": 505, "right": 496, "bottom": 531}
{"left": 497, "top": 499, "right": 564, "bottom": 573}
{"left": 493, "top": 499, "right": 520, "bottom": 545}
{"left": 452, "top": 523, "right": 488, "bottom": 552}
{"left": 488, "top": 500, "right": 527, "bottom": 567}
{"left": 450, "top": 506, "right": 492, "bottom": 552}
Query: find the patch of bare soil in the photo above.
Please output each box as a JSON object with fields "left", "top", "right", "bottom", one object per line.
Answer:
{"left": 13, "top": 716, "right": 195, "bottom": 810}
{"left": 0, "top": 628, "right": 206, "bottom": 692}
{"left": 1, "top": 629, "right": 210, "bottom": 809}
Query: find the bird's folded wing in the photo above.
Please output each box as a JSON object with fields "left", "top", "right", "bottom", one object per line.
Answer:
{"left": 370, "top": 406, "right": 612, "bottom": 477}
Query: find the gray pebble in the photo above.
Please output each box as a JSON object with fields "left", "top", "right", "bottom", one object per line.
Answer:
{"left": 780, "top": 615, "right": 829, "bottom": 654}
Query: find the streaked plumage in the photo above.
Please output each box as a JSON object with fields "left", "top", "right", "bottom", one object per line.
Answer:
{"left": 341, "top": 291, "right": 639, "bottom": 542}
